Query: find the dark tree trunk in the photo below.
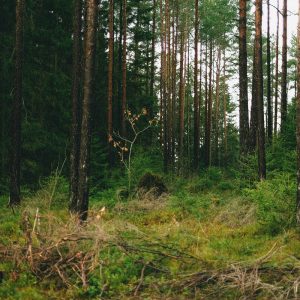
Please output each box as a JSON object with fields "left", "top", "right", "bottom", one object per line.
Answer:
{"left": 239, "top": 0, "right": 249, "bottom": 154}
{"left": 297, "top": 0, "right": 300, "bottom": 223}
{"left": 77, "top": 0, "right": 97, "bottom": 221}
{"left": 296, "top": 1, "right": 300, "bottom": 223}
{"left": 266, "top": 0, "right": 272, "bottom": 141}
{"left": 249, "top": 46, "right": 257, "bottom": 152}
{"left": 10, "top": 0, "right": 24, "bottom": 206}
{"left": 69, "top": 0, "right": 83, "bottom": 212}
{"left": 255, "top": 0, "right": 266, "bottom": 180}
{"left": 108, "top": 0, "right": 114, "bottom": 165}
{"left": 281, "top": 0, "right": 288, "bottom": 128}
{"left": 204, "top": 40, "right": 213, "bottom": 167}
{"left": 150, "top": 0, "right": 156, "bottom": 98}
{"left": 193, "top": 0, "right": 200, "bottom": 170}
{"left": 121, "top": 0, "right": 127, "bottom": 136}
{"left": 274, "top": 0, "right": 279, "bottom": 135}
{"left": 178, "top": 20, "right": 185, "bottom": 170}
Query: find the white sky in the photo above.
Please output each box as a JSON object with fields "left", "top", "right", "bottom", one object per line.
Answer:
{"left": 263, "top": 0, "right": 298, "bottom": 45}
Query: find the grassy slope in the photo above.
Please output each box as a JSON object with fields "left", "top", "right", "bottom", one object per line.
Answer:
{"left": 0, "top": 170, "right": 300, "bottom": 299}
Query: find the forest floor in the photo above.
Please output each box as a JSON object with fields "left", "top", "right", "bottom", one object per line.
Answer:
{"left": 0, "top": 170, "right": 300, "bottom": 299}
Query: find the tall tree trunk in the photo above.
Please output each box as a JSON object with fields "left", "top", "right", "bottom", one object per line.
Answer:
{"left": 121, "top": 0, "right": 127, "bottom": 136}
{"left": 150, "top": 0, "right": 156, "bottom": 98}
{"left": 178, "top": 20, "right": 185, "bottom": 171}
{"left": 296, "top": 0, "right": 300, "bottom": 223}
{"left": 281, "top": 0, "right": 288, "bottom": 128}
{"left": 77, "top": 0, "right": 97, "bottom": 221}
{"left": 10, "top": 0, "right": 24, "bottom": 206}
{"left": 108, "top": 0, "right": 114, "bottom": 165}
{"left": 223, "top": 50, "right": 228, "bottom": 161}
{"left": 193, "top": 0, "right": 200, "bottom": 170}
{"left": 266, "top": 0, "right": 272, "bottom": 141}
{"left": 204, "top": 40, "right": 213, "bottom": 167}
{"left": 255, "top": 0, "right": 266, "bottom": 180}
{"left": 214, "top": 48, "right": 221, "bottom": 165}
{"left": 69, "top": 0, "right": 83, "bottom": 212}
{"left": 249, "top": 46, "right": 257, "bottom": 152}
{"left": 274, "top": 0, "right": 279, "bottom": 135}
{"left": 239, "top": 0, "right": 249, "bottom": 154}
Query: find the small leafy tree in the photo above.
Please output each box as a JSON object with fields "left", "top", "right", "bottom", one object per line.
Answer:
{"left": 112, "top": 108, "right": 157, "bottom": 193}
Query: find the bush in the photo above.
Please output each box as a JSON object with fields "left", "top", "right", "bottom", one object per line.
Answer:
{"left": 243, "top": 172, "right": 296, "bottom": 235}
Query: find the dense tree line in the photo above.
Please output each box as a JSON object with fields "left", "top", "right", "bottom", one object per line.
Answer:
{"left": 0, "top": 0, "right": 299, "bottom": 220}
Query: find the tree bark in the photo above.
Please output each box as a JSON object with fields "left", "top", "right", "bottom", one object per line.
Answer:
{"left": 296, "top": 0, "right": 300, "bottom": 223}
{"left": 274, "top": 0, "right": 279, "bottom": 136}
{"left": 204, "top": 40, "right": 213, "bottom": 167}
{"left": 108, "top": 0, "right": 114, "bottom": 165}
{"left": 77, "top": 0, "right": 97, "bottom": 221}
{"left": 255, "top": 0, "right": 266, "bottom": 180}
{"left": 281, "top": 0, "right": 288, "bottom": 128}
{"left": 150, "top": 0, "right": 156, "bottom": 98}
{"left": 69, "top": 0, "right": 83, "bottom": 212}
{"left": 266, "top": 0, "right": 272, "bottom": 141}
{"left": 193, "top": 0, "right": 200, "bottom": 170}
{"left": 178, "top": 19, "right": 185, "bottom": 170}
{"left": 10, "top": 0, "right": 24, "bottom": 206}
{"left": 121, "top": 0, "right": 127, "bottom": 136}
{"left": 239, "top": 0, "right": 249, "bottom": 154}
{"left": 249, "top": 46, "right": 257, "bottom": 152}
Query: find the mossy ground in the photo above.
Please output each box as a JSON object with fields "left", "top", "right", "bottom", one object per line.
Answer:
{"left": 0, "top": 170, "right": 299, "bottom": 299}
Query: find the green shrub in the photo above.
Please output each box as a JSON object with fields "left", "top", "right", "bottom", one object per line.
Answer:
{"left": 244, "top": 173, "right": 296, "bottom": 235}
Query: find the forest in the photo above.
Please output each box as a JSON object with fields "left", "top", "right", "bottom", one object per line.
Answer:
{"left": 0, "top": 0, "right": 300, "bottom": 298}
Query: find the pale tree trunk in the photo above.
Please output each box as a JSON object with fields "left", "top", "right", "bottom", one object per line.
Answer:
{"left": 10, "top": 0, "right": 24, "bottom": 206}
{"left": 77, "top": 0, "right": 97, "bottom": 221}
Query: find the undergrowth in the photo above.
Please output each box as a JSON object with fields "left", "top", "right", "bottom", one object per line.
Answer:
{"left": 0, "top": 152, "right": 299, "bottom": 299}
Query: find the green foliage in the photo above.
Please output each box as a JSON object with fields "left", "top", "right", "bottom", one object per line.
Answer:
{"left": 244, "top": 173, "right": 296, "bottom": 235}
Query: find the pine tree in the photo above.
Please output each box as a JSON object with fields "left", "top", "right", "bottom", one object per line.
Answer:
{"left": 10, "top": 0, "right": 24, "bottom": 206}
{"left": 296, "top": 0, "right": 300, "bottom": 223}
{"left": 281, "top": 0, "right": 288, "bottom": 128}
{"left": 254, "top": 0, "right": 266, "bottom": 180}
{"left": 239, "top": 0, "right": 249, "bottom": 154}
{"left": 69, "top": 0, "right": 83, "bottom": 211}
{"left": 77, "top": 0, "right": 97, "bottom": 221}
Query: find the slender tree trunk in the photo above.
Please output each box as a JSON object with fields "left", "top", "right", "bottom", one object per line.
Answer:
{"left": 266, "top": 0, "right": 272, "bottom": 141}
{"left": 70, "top": 0, "right": 83, "bottom": 211}
{"left": 178, "top": 19, "right": 186, "bottom": 171}
{"left": 255, "top": 0, "right": 266, "bottom": 180}
{"left": 150, "top": 0, "right": 156, "bottom": 98}
{"left": 281, "top": 0, "right": 288, "bottom": 128}
{"left": 77, "top": 0, "right": 97, "bottom": 221}
{"left": 121, "top": 0, "right": 127, "bottom": 136}
{"left": 214, "top": 48, "right": 221, "bottom": 165}
{"left": 274, "top": 0, "right": 279, "bottom": 136}
{"left": 205, "top": 40, "right": 213, "bottom": 167}
{"left": 223, "top": 50, "right": 228, "bottom": 161}
{"left": 108, "top": 0, "right": 114, "bottom": 165}
{"left": 249, "top": 46, "right": 257, "bottom": 152}
{"left": 193, "top": 0, "right": 200, "bottom": 170}
{"left": 296, "top": 0, "right": 300, "bottom": 223}
{"left": 239, "top": 0, "right": 249, "bottom": 154}
{"left": 10, "top": 0, "right": 24, "bottom": 206}
{"left": 171, "top": 1, "right": 179, "bottom": 167}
